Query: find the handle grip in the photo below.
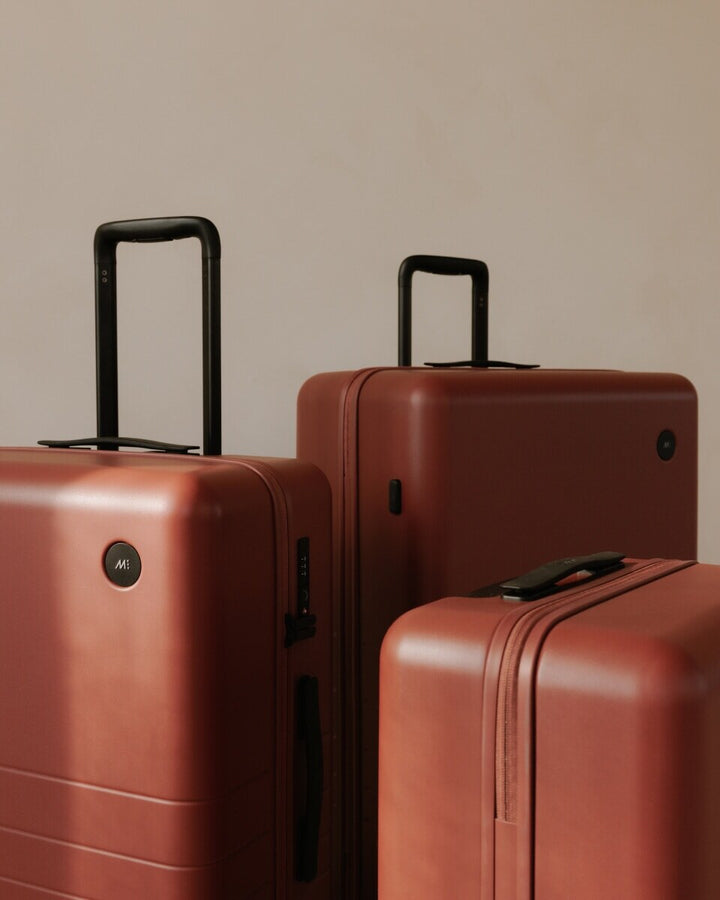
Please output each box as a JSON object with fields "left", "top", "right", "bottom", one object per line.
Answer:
{"left": 500, "top": 551, "right": 626, "bottom": 601}
{"left": 295, "top": 675, "right": 323, "bottom": 882}
{"left": 94, "top": 216, "right": 221, "bottom": 455}
{"left": 94, "top": 216, "right": 221, "bottom": 260}
{"left": 398, "top": 255, "right": 489, "bottom": 366}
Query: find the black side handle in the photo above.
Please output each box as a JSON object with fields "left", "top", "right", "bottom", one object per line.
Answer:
{"left": 398, "top": 255, "right": 489, "bottom": 366}
{"left": 295, "top": 675, "right": 323, "bottom": 882}
{"left": 94, "top": 216, "right": 221, "bottom": 456}
{"left": 500, "top": 551, "right": 626, "bottom": 601}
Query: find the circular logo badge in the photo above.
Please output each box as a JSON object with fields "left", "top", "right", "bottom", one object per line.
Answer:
{"left": 104, "top": 542, "right": 142, "bottom": 587}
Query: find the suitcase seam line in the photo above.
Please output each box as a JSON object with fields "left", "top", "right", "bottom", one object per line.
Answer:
{"left": 0, "top": 762, "right": 271, "bottom": 805}
{"left": 0, "top": 872, "right": 90, "bottom": 900}
{"left": 0, "top": 821, "right": 273, "bottom": 871}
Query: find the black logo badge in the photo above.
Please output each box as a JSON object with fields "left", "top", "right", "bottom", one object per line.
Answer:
{"left": 104, "top": 542, "right": 142, "bottom": 587}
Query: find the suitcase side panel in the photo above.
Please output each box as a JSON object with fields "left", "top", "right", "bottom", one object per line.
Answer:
{"left": 235, "top": 457, "right": 334, "bottom": 899}
{"left": 378, "top": 596, "right": 514, "bottom": 900}
{"left": 534, "top": 563, "right": 720, "bottom": 900}
{"left": 297, "top": 369, "right": 380, "bottom": 896}
{"left": 297, "top": 371, "right": 360, "bottom": 526}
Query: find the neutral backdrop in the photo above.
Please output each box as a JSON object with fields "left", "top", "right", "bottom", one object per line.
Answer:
{"left": 1, "top": 1, "right": 717, "bottom": 561}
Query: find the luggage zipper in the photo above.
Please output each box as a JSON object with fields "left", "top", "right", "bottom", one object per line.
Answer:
{"left": 494, "top": 558, "right": 692, "bottom": 824}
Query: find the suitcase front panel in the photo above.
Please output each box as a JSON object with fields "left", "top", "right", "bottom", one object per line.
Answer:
{"left": 0, "top": 450, "right": 279, "bottom": 896}
{"left": 534, "top": 563, "right": 720, "bottom": 899}
{"left": 0, "top": 452, "right": 276, "bottom": 798}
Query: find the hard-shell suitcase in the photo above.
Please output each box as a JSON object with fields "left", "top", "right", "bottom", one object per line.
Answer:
{"left": 378, "top": 552, "right": 720, "bottom": 899}
{"left": 296, "top": 256, "right": 698, "bottom": 898}
{"left": 0, "top": 218, "right": 333, "bottom": 899}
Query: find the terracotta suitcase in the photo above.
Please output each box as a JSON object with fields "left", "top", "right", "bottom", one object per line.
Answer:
{"left": 378, "top": 552, "right": 720, "bottom": 899}
{"left": 0, "top": 218, "right": 333, "bottom": 899}
{"left": 296, "top": 256, "right": 698, "bottom": 898}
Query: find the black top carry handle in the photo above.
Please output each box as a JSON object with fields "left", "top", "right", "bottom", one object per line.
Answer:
{"left": 500, "top": 551, "right": 626, "bottom": 601}
{"left": 468, "top": 551, "right": 626, "bottom": 600}
{"left": 398, "top": 255, "right": 489, "bottom": 366}
{"left": 94, "top": 216, "right": 222, "bottom": 456}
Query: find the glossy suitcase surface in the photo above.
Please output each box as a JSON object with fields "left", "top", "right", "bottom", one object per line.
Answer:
{"left": 296, "top": 257, "right": 698, "bottom": 898}
{"left": 0, "top": 219, "right": 333, "bottom": 899}
{"left": 378, "top": 554, "right": 720, "bottom": 899}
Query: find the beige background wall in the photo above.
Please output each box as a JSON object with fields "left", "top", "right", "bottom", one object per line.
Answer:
{"left": 1, "top": 1, "right": 718, "bottom": 560}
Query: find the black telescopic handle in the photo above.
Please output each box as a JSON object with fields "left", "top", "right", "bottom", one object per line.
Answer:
{"left": 94, "top": 216, "right": 222, "bottom": 456}
{"left": 398, "top": 255, "right": 489, "bottom": 367}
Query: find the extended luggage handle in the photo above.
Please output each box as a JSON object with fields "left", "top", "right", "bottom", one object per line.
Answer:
{"left": 94, "top": 216, "right": 222, "bottom": 455}
{"left": 398, "top": 255, "right": 489, "bottom": 366}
